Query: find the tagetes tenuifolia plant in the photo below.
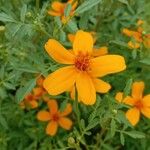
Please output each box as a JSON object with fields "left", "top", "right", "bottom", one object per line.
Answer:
{"left": 43, "top": 30, "right": 126, "bottom": 105}
{"left": 48, "top": 0, "right": 78, "bottom": 23}
{"left": 122, "top": 20, "right": 150, "bottom": 49}
{"left": 20, "top": 76, "right": 46, "bottom": 109}
{"left": 116, "top": 81, "right": 150, "bottom": 126}
{"left": 37, "top": 100, "right": 72, "bottom": 136}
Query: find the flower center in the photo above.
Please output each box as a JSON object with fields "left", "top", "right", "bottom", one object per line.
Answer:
{"left": 52, "top": 113, "right": 59, "bottom": 121}
{"left": 75, "top": 54, "right": 90, "bottom": 71}
{"left": 135, "top": 100, "right": 143, "bottom": 110}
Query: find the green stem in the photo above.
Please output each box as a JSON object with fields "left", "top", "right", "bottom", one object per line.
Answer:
{"left": 74, "top": 87, "right": 81, "bottom": 132}
{"left": 36, "top": 0, "right": 40, "bottom": 11}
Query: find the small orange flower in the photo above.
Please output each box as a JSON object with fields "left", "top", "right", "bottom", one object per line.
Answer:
{"left": 20, "top": 76, "right": 46, "bottom": 109}
{"left": 43, "top": 30, "right": 126, "bottom": 105}
{"left": 115, "top": 81, "right": 150, "bottom": 126}
{"left": 37, "top": 100, "right": 73, "bottom": 136}
{"left": 122, "top": 20, "right": 150, "bottom": 49}
{"left": 48, "top": 0, "right": 78, "bottom": 23}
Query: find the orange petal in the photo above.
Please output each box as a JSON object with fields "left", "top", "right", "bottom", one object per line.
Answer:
{"left": 141, "top": 107, "right": 150, "bottom": 118}
{"left": 92, "top": 47, "right": 108, "bottom": 57}
{"left": 33, "top": 87, "right": 44, "bottom": 97}
{"left": 137, "top": 20, "right": 144, "bottom": 26}
{"left": 28, "top": 100, "right": 38, "bottom": 109}
{"left": 36, "top": 76, "right": 44, "bottom": 86}
{"left": 48, "top": 10, "right": 61, "bottom": 16}
{"left": 46, "top": 121, "right": 58, "bottom": 136}
{"left": 90, "top": 55, "right": 126, "bottom": 77}
{"left": 47, "top": 100, "right": 58, "bottom": 114}
{"left": 73, "top": 30, "right": 93, "bottom": 55}
{"left": 143, "top": 36, "right": 150, "bottom": 48}
{"left": 141, "top": 94, "right": 150, "bottom": 107}
{"left": 60, "top": 103, "right": 72, "bottom": 116}
{"left": 123, "top": 96, "right": 137, "bottom": 106}
{"left": 122, "top": 28, "right": 133, "bottom": 37}
{"left": 115, "top": 92, "right": 123, "bottom": 103}
{"left": 125, "top": 108, "right": 140, "bottom": 126}
{"left": 68, "top": 34, "right": 75, "bottom": 43}
{"left": 45, "top": 39, "right": 75, "bottom": 64}
{"left": 76, "top": 73, "right": 96, "bottom": 105}
{"left": 37, "top": 111, "right": 51, "bottom": 121}
{"left": 132, "top": 81, "right": 144, "bottom": 99}
{"left": 128, "top": 41, "right": 140, "bottom": 49}
{"left": 43, "top": 66, "right": 77, "bottom": 95}
{"left": 51, "top": 1, "right": 64, "bottom": 12}
{"left": 58, "top": 117, "right": 73, "bottom": 130}
{"left": 93, "top": 78, "right": 111, "bottom": 93}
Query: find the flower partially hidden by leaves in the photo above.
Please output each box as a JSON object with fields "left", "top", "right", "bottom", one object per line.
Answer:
{"left": 37, "top": 100, "right": 72, "bottom": 136}
{"left": 20, "top": 76, "right": 46, "bottom": 109}
{"left": 43, "top": 30, "right": 126, "bottom": 105}
{"left": 115, "top": 81, "right": 150, "bottom": 126}
{"left": 122, "top": 20, "right": 150, "bottom": 49}
{"left": 48, "top": 0, "right": 78, "bottom": 24}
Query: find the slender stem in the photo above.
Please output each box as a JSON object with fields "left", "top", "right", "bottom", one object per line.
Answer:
{"left": 36, "top": 0, "right": 40, "bottom": 11}
{"left": 74, "top": 86, "right": 81, "bottom": 132}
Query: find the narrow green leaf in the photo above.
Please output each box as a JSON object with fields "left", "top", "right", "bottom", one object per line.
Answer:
{"left": 64, "top": 3, "right": 72, "bottom": 17}
{"left": 125, "top": 131, "right": 145, "bottom": 139}
{"left": 140, "top": 57, "right": 150, "bottom": 65}
{"left": 60, "top": 99, "right": 68, "bottom": 112}
{"left": 0, "top": 12, "right": 16, "bottom": 23}
{"left": 75, "top": 0, "right": 102, "bottom": 14}
{"left": 123, "top": 78, "right": 133, "bottom": 97}
{"left": 110, "top": 119, "right": 116, "bottom": 137}
{"left": 86, "top": 118, "right": 99, "bottom": 130}
{"left": 0, "top": 114, "right": 9, "bottom": 130}
{"left": 67, "top": 20, "right": 78, "bottom": 32}
{"left": 15, "top": 78, "right": 36, "bottom": 103}
{"left": 20, "top": 4, "right": 27, "bottom": 22}
{"left": 54, "top": 17, "right": 62, "bottom": 28}
{"left": 120, "top": 133, "right": 125, "bottom": 145}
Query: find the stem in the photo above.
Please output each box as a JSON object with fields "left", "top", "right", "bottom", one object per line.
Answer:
{"left": 74, "top": 86, "right": 81, "bottom": 132}
{"left": 36, "top": 0, "right": 40, "bottom": 11}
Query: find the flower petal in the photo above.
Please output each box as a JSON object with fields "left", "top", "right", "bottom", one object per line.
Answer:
{"left": 68, "top": 34, "right": 75, "bottom": 43}
{"left": 48, "top": 100, "right": 58, "bottom": 114}
{"left": 93, "top": 78, "right": 111, "bottom": 93}
{"left": 43, "top": 66, "right": 77, "bottom": 95}
{"left": 37, "top": 111, "right": 51, "bottom": 121}
{"left": 128, "top": 41, "right": 140, "bottom": 49}
{"left": 48, "top": 10, "right": 61, "bottom": 16}
{"left": 76, "top": 73, "right": 96, "bottom": 105}
{"left": 123, "top": 96, "right": 137, "bottom": 106}
{"left": 51, "top": 1, "right": 64, "bottom": 12}
{"left": 142, "top": 94, "right": 150, "bottom": 107}
{"left": 141, "top": 107, "right": 150, "bottom": 118}
{"left": 28, "top": 100, "right": 38, "bottom": 109}
{"left": 58, "top": 117, "right": 73, "bottom": 130}
{"left": 126, "top": 108, "right": 140, "bottom": 126}
{"left": 92, "top": 47, "right": 108, "bottom": 57}
{"left": 90, "top": 55, "right": 126, "bottom": 77}
{"left": 45, "top": 39, "right": 75, "bottom": 64}
{"left": 46, "top": 121, "right": 58, "bottom": 136}
{"left": 60, "top": 103, "right": 72, "bottom": 116}
{"left": 73, "top": 30, "right": 93, "bottom": 55}
{"left": 132, "top": 81, "right": 144, "bottom": 99}
{"left": 115, "top": 92, "right": 123, "bottom": 103}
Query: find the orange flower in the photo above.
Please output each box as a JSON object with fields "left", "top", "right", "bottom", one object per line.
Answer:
{"left": 43, "top": 30, "right": 126, "bottom": 105}
{"left": 115, "top": 81, "right": 150, "bottom": 126}
{"left": 122, "top": 20, "right": 150, "bottom": 49}
{"left": 37, "top": 100, "right": 73, "bottom": 136}
{"left": 48, "top": 0, "right": 78, "bottom": 23}
{"left": 20, "top": 76, "right": 46, "bottom": 109}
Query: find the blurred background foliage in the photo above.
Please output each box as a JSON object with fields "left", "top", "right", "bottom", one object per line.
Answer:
{"left": 0, "top": 0, "right": 150, "bottom": 149}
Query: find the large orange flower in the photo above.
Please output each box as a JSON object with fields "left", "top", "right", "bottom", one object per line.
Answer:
{"left": 37, "top": 100, "right": 72, "bottom": 136}
{"left": 116, "top": 81, "right": 150, "bottom": 126}
{"left": 43, "top": 30, "right": 126, "bottom": 105}
{"left": 48, "top": 0, "right": 78, "bottom": 23}
{"left": 122, "top": 20, "right": 150, "bottom": 49}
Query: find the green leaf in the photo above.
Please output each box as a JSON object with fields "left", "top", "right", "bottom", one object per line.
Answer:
{"left": 140, "top": 57, "right": 150, "bottom": 65}
{"left": 118, "top": 0, "right": 128, "bottom": 5}
{"left": 15, "top": 78, "right": 36, "bottom": 103}
{"left": 110, "top": 119, "right": 116, "bottom": 137}
{"left": 0, "top": 12, "right": 16, "bottom": 23}
{"left": 67, "top": 20, "right": 78, "bottom": 32}
{"left": 75, "top": 0, "right": 102, "bottom": 14}
{"left": 60, "top": 99, "right": 68, "bottom": 112}
{"left": 0, "top": 114, "right": 9, "bottom": 130}
{"left": 125, "top": 131, "right": 145, "bottom": 139}
{"left": 20, "top": 4, "right": 27, "bottom": 22}
{"left": 54, "top": 17, "right": 62, "bottom": 28}
{"left": 64, "top": 3, "right": 72, "bottom": 17}
{"left": 123, "top": 78, "right": 133, "bottom": 97}
{"left": 86, "top": 118, "right": 99, "bottom": 130}
{"left": 120, "top": 133, "right": 125, "bottom": 145}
